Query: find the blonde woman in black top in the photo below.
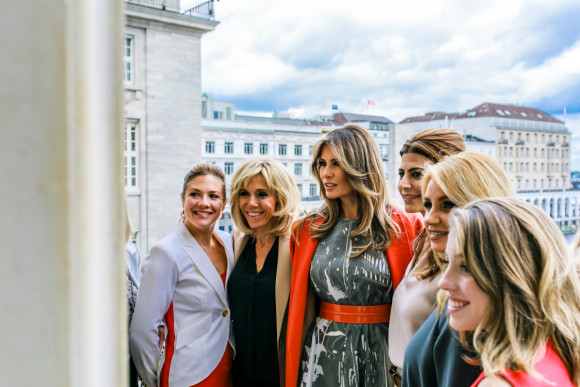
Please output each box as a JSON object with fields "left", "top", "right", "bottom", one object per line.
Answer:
{"left": 228, "top": 157, "right": 301, "bottom": 387}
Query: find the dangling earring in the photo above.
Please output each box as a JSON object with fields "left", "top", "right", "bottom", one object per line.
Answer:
{"left": 179, "top": 209, "right": 185, "bottom": 224}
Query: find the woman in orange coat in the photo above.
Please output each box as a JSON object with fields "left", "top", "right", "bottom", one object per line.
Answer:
{"left": 285, "top": 125, "right": 422, "bottom": 387}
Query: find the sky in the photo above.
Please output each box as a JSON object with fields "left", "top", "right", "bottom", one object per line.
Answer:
{"left": 201, "top": 0, "right": 580, "bottom": 168}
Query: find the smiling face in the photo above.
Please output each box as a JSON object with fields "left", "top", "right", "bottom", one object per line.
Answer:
{"left": 398, "top": 152, "right": 429, "bottom": 213}
{"left": 239, "top": 174, "right": 277, "bottom": 234}
{"left": 439, "top": 228, "right": 490, "bottom": 332}
{"left": 180, "top": 174, "right": 226, "bottom": 235}
{"left": 318, "top": 145, "right": 355, "bottom": 203}
{"left": 423, "top": 181, "right": 456, "bottom": 253}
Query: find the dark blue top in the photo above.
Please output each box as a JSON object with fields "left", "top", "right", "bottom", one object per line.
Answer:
{"left": 402, "top": 308, "right": 482, "bottom": 387}
{"left": 227, "top": 237, "right": 280, "bottom": 387}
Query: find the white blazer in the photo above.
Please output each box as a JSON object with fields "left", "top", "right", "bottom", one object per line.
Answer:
{"left": 130, "top": 222, "right": 235, "bottom": 387}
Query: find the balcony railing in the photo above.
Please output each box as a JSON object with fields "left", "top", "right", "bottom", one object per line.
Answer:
{"left": 126, "top": 0, "right": 216, "bottom": 20}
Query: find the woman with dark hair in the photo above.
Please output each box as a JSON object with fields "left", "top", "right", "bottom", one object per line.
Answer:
{"left": 285, "top": 125, "right": 422, "bottom": 387}
{"left": 388, "top": 129, "right": 465, "bottom": 385}
{"left": 130, "top": 163, "right": 234, "bottom": 387}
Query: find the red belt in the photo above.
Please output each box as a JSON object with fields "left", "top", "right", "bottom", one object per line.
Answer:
{"left": 319, "top": 301, "right": 390, "bottom": 324}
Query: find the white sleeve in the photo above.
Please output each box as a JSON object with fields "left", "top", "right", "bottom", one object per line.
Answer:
{"left": 129, "top": 244, "right": 177, "bottom": 387}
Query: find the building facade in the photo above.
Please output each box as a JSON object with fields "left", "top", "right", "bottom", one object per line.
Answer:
{"left": 124, "top": 1, "right": 217, "bottom": 250}
{"left": 398, "top": 102, "right": 576, "bottom": 232}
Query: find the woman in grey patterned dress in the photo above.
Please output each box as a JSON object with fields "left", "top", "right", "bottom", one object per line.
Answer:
{"left": 285, "top": 125, "right": 422, "bottom": 387}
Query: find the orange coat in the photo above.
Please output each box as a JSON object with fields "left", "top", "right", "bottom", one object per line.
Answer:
{"left": 285, "top": 206, "right": 423, "bottom": 387}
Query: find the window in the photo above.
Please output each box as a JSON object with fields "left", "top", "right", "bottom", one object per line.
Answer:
{"left": 297, "top": 184, "right": 302, "bottom": 197}
{"left": 205, "top": 141, "right": 215, "bottom": 153}
{"left": 294, "top": 145, "right": 302, "bottom": 156}
{"left": 224, "top": 162, "right": 234, "bottom": 175}
{"left": 124, "top": 121, "right": 138, "bottom": 188}
{"left": 260, "top": 143, "right": 268, "bottom": 155}
{"left": 310, "top": 183, "right": 317, "bottom": 197}
{"left": 279, "top": 144, "right": 287, "bottom": 156}
{"left": 379, "top": 144, "right": 388, "bottom": 159}
{"left": 500, "top": 131, "right": 505, "bottom": 140}
{"left": 294, "top": 163, "right": 302, "bottom": 176}
{"left": 509, "top": 132, "right": 513, "bottom": 141}
{"left": 124, "top": 37, "right": 134, "bottom": 83}
{"left": 244, "top": 142, "right": 253, "bottom": 155}
{"left": 541, "top": 149, "right": 544, "bottom": 158}
{"left": 533, "top": 148, "right": 537, "bottom": 157}
{"left": 224, "top": 142, "right": 233, "bottom": 154}
{"left": 309, "top": 145, "right": 313, "bottom": 156}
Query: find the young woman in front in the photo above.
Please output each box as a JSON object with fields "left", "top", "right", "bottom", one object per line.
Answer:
{"left": 440, "top": 198, "right": 580, "bottom": 386}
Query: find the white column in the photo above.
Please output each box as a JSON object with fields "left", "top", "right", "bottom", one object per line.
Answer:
{"left": 0, "top": 1, "right": 125, "bottom": 386}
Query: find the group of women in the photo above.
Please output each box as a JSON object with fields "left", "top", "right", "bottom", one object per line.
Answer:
{"left": 129, "top": 125, "right": 580, "bottom": 387}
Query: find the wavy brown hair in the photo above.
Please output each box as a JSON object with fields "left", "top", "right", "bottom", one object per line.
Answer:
{"left": 296, "top": 125, "right": 397, "bottom": 258}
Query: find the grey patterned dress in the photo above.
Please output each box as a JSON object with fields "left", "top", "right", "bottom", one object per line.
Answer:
{"left": 300, "top": 218, "right": 392, "bottom": 387}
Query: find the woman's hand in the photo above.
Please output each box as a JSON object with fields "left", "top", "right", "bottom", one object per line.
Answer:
{"left": 157, "top": 325, "right": 165, "bottom": 352}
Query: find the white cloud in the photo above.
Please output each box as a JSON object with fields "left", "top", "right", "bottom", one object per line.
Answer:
{"left": 202, "top": 0, "right": 580, "bottom": 123}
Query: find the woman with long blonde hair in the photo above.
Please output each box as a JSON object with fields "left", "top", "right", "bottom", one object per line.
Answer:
{"left": 402, "top": 151, "right": 513, "bottom": 387}
{"left": 441, "top": 198, "right": 580, "bottom": 386}
{"left": 285, "top": 125, "right": 422, "bottom": 387}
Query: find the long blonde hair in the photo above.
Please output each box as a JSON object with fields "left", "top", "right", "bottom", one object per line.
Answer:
{"left": 420, "top": 151, "right": 513, "bottom": 279}
{"left": 449, "top": 198, "right": 580, "bottom": 384}
{"left": 297, "top": 124, "right": 397, "bottom": 257}
{"left": 230, "top": 157, "right": 300, "bottom": 238}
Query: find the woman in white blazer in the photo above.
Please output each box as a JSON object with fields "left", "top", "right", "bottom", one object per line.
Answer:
{"left": 227, "top": 157, "right": 300, "bottom": 387}
{"left": 130, "top": 163, "right": 235, "bottom": 387}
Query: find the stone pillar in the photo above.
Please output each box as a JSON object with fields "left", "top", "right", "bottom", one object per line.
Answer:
{"left": 0, "top": 1, "right": 125, "bottom": 385}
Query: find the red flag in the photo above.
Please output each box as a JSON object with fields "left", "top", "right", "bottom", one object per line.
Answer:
{"left": 367, "top": 100, "right": 375, "bottom": 106}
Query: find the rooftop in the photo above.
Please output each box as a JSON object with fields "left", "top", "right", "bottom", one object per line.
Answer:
{"left": 399, "top": 102, "right": 562, "bottom": 124}
{"left": 125, "top": 0, "right": 216, "bottom": 20}
{"left": 333, "top": 112, "right": 394, "bottom": 125}
{"left": 458, "top": 102, "right": 562, "bottom": 123}
{"left": 399, "top": 112, "right": 459, "bottom": 124}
